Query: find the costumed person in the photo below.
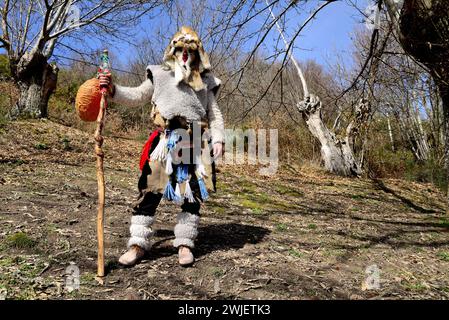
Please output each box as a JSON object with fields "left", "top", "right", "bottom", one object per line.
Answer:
{"left": 98, "top": 26, "right": 225, "bottom": 267}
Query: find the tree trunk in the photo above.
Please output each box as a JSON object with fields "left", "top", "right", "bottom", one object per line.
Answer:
{"left": 384, "top": 0, "right": 449, "bottom": 212}
{"left": 266, "top": 3, "right": 364, "bottom": 177}
{"left": 300, "top": 95, "right": 362, "bottom": 176}
{"left": 9, "top": 52, "right": 58, "bottom": 119}
{"left": 387, "top": 117, "right": 395, "bottom": 152}
{"left": 439, "top": 85, "right": 449, "bottom": 214}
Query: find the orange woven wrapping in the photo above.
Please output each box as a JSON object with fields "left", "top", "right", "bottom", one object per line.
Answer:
{"left": 76, "top": 78, "right": 102, "bottom": 122}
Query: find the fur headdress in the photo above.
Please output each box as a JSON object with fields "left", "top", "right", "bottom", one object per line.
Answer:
{"left": 163, "top": 26, "right": 211, "bottom": 91}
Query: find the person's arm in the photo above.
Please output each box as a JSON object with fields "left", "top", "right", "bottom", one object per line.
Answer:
{"left": 110, "top": 79, "right": 154, "bottom": 107}
{"left": 207, "top": 91, "right": 225, "bottom": 158}
{"left": 99, "top": 69, "right": 154, "bottom": 107}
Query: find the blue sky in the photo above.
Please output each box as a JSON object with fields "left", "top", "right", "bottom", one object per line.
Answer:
{"left": 293, "top": 0, "right": 369, "bottom": 68}
{"left": 1, "top": 0, "right": 372, "bottom": 74}
{"left": 85, "top": 0, "right": 372, "bottom": 74}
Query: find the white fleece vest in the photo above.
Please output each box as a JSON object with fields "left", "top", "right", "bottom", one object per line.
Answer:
{"left": 146, "top": 65, "right": 221, "bottom": 122}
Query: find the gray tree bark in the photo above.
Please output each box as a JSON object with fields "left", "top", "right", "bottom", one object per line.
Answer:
{"left": 9, "top": 51, "right": 58, "bottom": 119}
{"left": 267, "top": 2, "right": 367, "bottom": 177}
{"left": 384, "top": 0, "right": 449, "bottom": 211}
{"left": 1, "top": 0, "right": 159, "bottom": 119}
{"left": 298, "top": 95, "right": 368, "bottom": 176}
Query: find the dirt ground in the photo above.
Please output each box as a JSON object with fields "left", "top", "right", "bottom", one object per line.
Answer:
{"left": 1, "top": 119, "right": 449, "bottom": 300}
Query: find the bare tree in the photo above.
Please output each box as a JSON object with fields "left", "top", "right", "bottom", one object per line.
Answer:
{"left": 266, "top": 1, "right": 377, "bottom": 176}
{"left": 383, "top": 0, "right": 449, "bottom": 210}
{"left": 191, "top": 0, "right": 391, "bottom": 176}
{"left": 0, "top": 0, "right": 162, "bottom": 118}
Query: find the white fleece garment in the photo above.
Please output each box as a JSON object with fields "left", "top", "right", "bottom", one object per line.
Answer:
{"left": 173, "top": 212, "right": 200, "bottom": 249}
{"left": 113, "top": 79, "right": 154, "bottom": 107}
{"left": 110, "top": 65, "right": 225, "bottom": 144}
{"left": 127, "top": 215, "right": 154, "bottom": 251}
{"left": 207, "top": 91, "right": 225, "bottom": 145}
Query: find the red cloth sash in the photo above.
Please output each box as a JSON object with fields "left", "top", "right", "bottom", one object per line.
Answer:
{"left": 139, "top": 130, "right": 161, "bottom": 171}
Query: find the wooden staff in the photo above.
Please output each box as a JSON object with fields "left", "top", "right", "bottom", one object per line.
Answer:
{"left": 94, "top": 49, "right": 110, "bottom": 278}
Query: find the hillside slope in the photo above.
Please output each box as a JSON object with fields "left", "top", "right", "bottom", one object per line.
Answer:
{"left": 1, "top": 120, "right": 449, "bottom": 299}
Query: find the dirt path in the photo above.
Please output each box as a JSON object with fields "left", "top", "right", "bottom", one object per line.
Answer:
{"left": 1, "top": 120, "right": 449, "bottom": 300}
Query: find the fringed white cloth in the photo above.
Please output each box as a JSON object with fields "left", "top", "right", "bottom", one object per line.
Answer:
{"left": 184, "top": 181, "right": 195, "bottom": 203}
{"left": 150, "top": 134, "right": 168, "bottom": 162}
{"left": 165, "top": 153, "right": 173, "bottom": 174}
{"left": 174, "top": 183, "right": 183, "bottom": 204}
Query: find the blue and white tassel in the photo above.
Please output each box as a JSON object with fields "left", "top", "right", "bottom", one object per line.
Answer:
{"left": 174, "top": 183, "right": 183, "bottom": 204}
{"left": 194, "top": 154, "right": 209, "bottom": 201}
{"left": 166, "top": 130, "right": 179, "bottom": 150}
{"left": 198, "top": 177, "right": 209, "bottom": 201}
{"left": 195, "top": 153, "right": 208, "bottom": 178}
{"left": 164, "top": 130, "right": 181, "bottom": 176}
{"left": 165, "top": 153, "right": 173, "bottom": 175}
{"left": 163, "top": 180, "right": 176, "bottom": 201}
{"left": 184, "top": 180, "right": 195, "bottom": 203}
{"left": 176, "top": 165, "right": 189, "bottom": 182}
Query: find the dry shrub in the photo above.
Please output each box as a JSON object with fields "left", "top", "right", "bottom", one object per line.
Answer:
{"left": 0, "top": 81, "right": 19, "bottom": 128}
{"left": 0, "top": 81, "right": 19, "bottom": 111}
{"left": 242, "top": 112, "right": 321, "bottom": 167}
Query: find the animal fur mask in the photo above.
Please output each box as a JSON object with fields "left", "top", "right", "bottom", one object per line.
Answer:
{"left": 163, "top": 26, "right": 211, "bottom": 91}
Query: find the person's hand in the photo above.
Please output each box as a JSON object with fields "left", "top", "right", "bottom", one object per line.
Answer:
{"left": 98, "top": 72, "right": 113, "bottom": 94}
{"left": 213, "top": 142, "right": 224, "bottom": 159}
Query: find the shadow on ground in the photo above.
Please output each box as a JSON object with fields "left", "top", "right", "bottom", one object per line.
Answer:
{"left": 372, "top": 179, "right": 439, "bottom": 214}
{"left": 150, "top": 223, "right": 270, "bottom": 258}
{"left": 107, "top": 223, "right": 270, "bottom": 272}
